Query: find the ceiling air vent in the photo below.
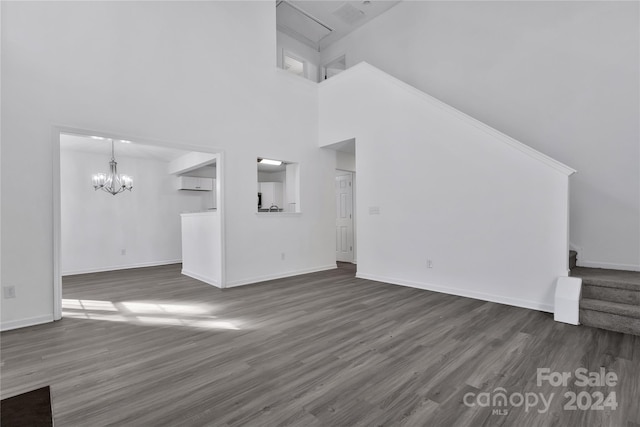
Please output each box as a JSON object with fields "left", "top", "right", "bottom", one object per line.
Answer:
{"left": 332, "top": 3, "right": 365, "bottom": 25}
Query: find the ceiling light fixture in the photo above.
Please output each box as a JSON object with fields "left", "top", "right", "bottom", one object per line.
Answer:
{"left": 91, "top": 139, "right": 133, "bottom": 195}
{"left": 258, "top": 158, "right": 283, "bottom": 166}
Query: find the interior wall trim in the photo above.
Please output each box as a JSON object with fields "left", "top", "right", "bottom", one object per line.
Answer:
{"left": 319, "top": 62, "right": 577, "bottom": 176}
{"left": 1, "top": 315, "right": 54, "bottom": 332}
{"left": 225, "top": 264, "right": 337, "bottom": 288}
{"left": 356, "top": 272, "right": 555, "bottom": 313}
{"left": 62, "top": 260, "right": 182, "bottom": 276}
{"left": 181, "top": 269, "right": 221, "bottom": 289}
{"left": 577, "top": 260, "right": 640, "bottom": 272}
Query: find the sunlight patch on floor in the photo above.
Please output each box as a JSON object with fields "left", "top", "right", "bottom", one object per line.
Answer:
{"left": 63, "top": 310, "right": 128, "bottom": 322}
{"left": 191, "top": 320, "right": 240, "bottom": 330}
{"left": 121, "top": 301, "right": 210, "bottom": 315}
{"left": 62, "top": 299, "right": 118, "bottom": 311}
{"left": 136, "top": 316, "right": 184, "bottom": 326}
{"left": 61, "top": 298, "right": 242, "bottom": 330}
{"left": 134, "top": 316, "right": 240, "bottom": 330}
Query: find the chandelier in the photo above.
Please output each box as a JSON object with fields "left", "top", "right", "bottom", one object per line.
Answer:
{"left": 91, "top": 139, "right": 133, "bottom": 195}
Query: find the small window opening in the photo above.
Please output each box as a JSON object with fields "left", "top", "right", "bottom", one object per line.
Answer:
{"left": 283, "top": 51, "right": 307, "bottom": 78}
{"left": 257, "top": 157, "right": 300, "bottom": 213}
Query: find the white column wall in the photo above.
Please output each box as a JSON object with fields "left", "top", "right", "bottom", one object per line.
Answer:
{"left": 320, "top": 64, "right": 573, "bottom": 311}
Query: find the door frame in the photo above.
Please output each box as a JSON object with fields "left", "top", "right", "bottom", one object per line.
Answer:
{"left": 335, "top": 169, "right": 356, "bottom": 264}
{"left": 52, "top": 125, "right": 226, "bottom": 320}
{"left": 321, "top": 53, "right": 346, "bottom": 81}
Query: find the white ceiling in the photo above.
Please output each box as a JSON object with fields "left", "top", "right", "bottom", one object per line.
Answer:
{"left": 277, "top": 1, "right": 401, "bottom": 51}
{"left": 60, "top": 133, "right": 195, "bottom": 163}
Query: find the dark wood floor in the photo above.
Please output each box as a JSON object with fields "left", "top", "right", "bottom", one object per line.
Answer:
{"left": 1, "top": 263, "right": 639, "bottom": 426}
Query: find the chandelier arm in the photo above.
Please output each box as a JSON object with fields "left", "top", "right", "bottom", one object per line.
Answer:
{"left": 103, "top": 185, "right": 124, "bottom": 195}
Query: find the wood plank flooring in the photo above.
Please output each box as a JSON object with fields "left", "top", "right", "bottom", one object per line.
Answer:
{"left": 1, "top": 263, "right": 639, "bottom": 426}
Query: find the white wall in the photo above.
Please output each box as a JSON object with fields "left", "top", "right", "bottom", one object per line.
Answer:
{"left": 1, "top": 1, "right": 336, "bottom": 329}
{"left": 336, "top": 151, "right": 356, "bottom": 172}
{"left": 60, "top": 149, "right": 204, "bottom": 275}
{"left": 321, "top": 1, "right": 640, "bottom": 270}
{"left": 277, "top": 30, "right": 320, "bottom": 82}
{"left": 320, "top": 64, "right": 573, "bottom": 312}
{"left": 258, "top": 171, "right": 285, "bottom": 183}
{"left": 181, "top": 212, "right": 221, "bottom": 287}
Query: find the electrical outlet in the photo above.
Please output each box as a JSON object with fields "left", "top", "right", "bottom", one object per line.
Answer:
{"left": 3, "top": 286, "right": 16, "bottom": 299}
{"left": 281, "top": 252, "right": 285, "bottom": 261}
{"left": 427, "top": 259, "right": 433, "bottom": 268}
{"left": 121, "top": 249, "right": 126, "bottom": 255}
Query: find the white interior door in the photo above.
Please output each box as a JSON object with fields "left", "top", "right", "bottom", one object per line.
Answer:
{"left": 336, "top": 173, "right": 354, "bottom": 262}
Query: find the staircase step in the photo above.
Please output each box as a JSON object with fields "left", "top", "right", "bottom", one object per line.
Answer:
{"left": 580, "top": 298, "right": 640, "bottom": 319}
{"left": 571, "top": 267, "right": 640, "bottom": 291}
{"left": 571, "top": 267, "right": 640, "bottom": 304}
{"left": 582, "top": 284, "right": 640, "bottom": 305}
{"left": 572, "top": 268, "right": 640, "bottom": 335}
{"left": 580, "top": 308, "right": 640, "bottom": 336}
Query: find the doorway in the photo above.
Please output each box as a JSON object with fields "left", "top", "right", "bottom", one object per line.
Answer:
{"left": 322, "top": 54, "right": 346, "bottom": 80}
{"left": 336, "top": 170, "right": 355, "bottom": 263}
{"left": 53, "top": 127, "right": 225, "bottom": 320}
{"left": 322, "top": 138, "right": 357, "bottom": 265}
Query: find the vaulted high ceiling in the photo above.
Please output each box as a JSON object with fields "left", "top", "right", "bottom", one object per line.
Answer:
{"left": 276, "top": 1, "right": 401, "bottom": 51}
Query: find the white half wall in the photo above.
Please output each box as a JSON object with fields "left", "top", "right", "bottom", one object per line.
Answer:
{"left": 320, "top": 1, "right": 640, "bottom": 270}
{"left": 60, "top": 149, "right": 205, "bottom": 275}
{"left": 181, "top": 212, "right": 221, "bottom": 287}
{"left": 320, "top": 64, "right": 574, "bottom": 312}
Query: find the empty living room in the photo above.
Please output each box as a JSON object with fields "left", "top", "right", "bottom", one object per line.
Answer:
{"left": 1, "top": 1, "right": 639, "bottom": 426}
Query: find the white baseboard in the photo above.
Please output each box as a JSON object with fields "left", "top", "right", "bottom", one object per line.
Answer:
{"left": 225, "top": 264, "right": 337, "bottom": 288}
{"left": 62, "top": 259, "right": 182, "bottom": 276}
{"left": 181, "top": 269, "right": 221, "bottom": 288}
{"left": 1, "top": 314, "right": 54, "bottom": 332}
{"left": 577, "top": 260, "right": 640, "bottom": 272}
{"left": 356, "top": 272, "right": 554, "bottom": 313}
